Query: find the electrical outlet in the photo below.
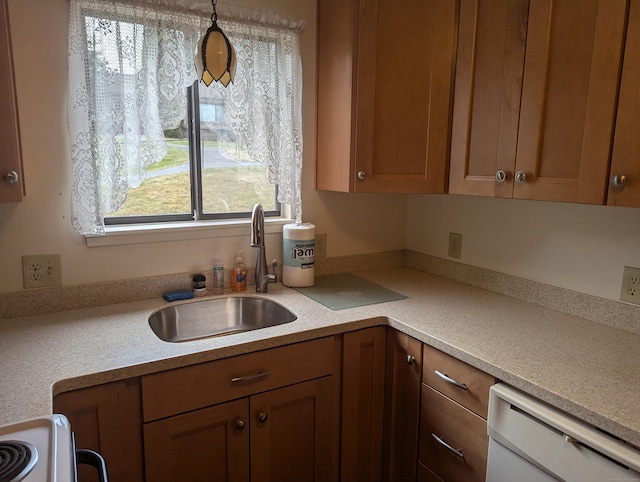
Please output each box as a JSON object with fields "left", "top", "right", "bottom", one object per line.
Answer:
{"left": 315, "top": 233, "right": 327, "bottom": 258}
{"left": 448, "top": 232, "right": 462, "bottom": 259}
{"left": 22, "top": 255, "right": 62, "bottom": 289}
{"left": 620, "top": 266, "right": 640, "bottom": 305}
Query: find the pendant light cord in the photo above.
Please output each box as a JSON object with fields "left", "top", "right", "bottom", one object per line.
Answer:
{"left": 211, "top": 0, "right": 218, "bottom": 23}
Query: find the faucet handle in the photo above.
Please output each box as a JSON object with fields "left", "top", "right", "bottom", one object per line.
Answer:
{"left": 269, "top": 259, "right": 278, "bottom": 283}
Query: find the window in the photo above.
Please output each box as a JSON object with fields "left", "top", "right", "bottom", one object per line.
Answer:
{"left": 67, "top": 0, "right": 303, "bottom": 236}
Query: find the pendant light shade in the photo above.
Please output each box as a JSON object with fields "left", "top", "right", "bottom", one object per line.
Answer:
{"left": 196, "top": 0, "right": 236, "bottom": 87}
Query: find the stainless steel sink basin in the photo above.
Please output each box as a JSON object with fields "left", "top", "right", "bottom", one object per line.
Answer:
{"left": 149, "top": 296, "right": 297, "bottom": 342}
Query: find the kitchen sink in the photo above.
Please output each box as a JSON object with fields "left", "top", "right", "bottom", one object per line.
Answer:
{"left": 148, "top": 296, "right": 297, "bottom": 342}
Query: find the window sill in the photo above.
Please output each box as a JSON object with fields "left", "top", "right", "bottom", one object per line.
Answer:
{"left": 85, "top": 217, "right": 294, "bottom": 247}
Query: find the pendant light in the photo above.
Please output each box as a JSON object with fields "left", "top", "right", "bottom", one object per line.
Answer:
{"left": 196, "top": 0, "right": 236, "bottom": 87}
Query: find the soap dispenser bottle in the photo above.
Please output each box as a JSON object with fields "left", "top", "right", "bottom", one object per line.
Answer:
{"left": 231, "top": 250, "right": 247, "bottom": 292}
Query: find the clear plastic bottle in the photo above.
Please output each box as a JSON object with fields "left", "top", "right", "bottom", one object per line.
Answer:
{"left": 212, "top": 254, "right": 225, "bottom": 295}
{"left": 231, "top": 250, "right": 247, "bottom": 292}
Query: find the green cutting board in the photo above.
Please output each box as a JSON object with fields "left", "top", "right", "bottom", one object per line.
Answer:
{"left": 294, "top": 273, "right": 408, "bottom": 310}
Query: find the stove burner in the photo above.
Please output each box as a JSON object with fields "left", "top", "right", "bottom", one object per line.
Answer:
{"left": 0, "top": 441, "right": 38, "bottom": 482}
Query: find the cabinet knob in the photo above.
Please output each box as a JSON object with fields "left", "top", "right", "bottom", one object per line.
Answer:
{"left": 495, "top": 170, "right": 507, "bottom": 183}
{"left": 612, "top": 174, "right": 627, "bottom": 187}
{"left": 235, "top": 419, "right": 246, "bottom": 430}
{"left": 514, "top": 171, "right": 527, "bottom": 183}
{"left": 3, "top": 171, "right": 19, "bottom": 184}
{"left": 357, "top": 171, "right": 367, "bottom": 181}
{"left": 406, "top": 354, "right": 416, "bottom": 366}
{"left": 257, "top": 411, "right": 268, "bottom": 423}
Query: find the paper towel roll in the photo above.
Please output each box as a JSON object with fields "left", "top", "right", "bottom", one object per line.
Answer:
{"left": 282, "top": 223, "right": 315, "bottom": 287}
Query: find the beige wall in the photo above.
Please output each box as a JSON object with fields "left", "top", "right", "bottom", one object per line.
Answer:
{"left": 1, "top": 0, "right": 639, "bottom": 304}
{"left": 406, "top": 195, "right": 640, "bottom": 301}
{"left": 0, "top": 0, "right": 406, "bottom": 293}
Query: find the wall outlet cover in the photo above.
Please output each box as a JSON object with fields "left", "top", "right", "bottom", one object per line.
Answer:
{"left": 22, "top": 255, "right": 62, "bottom": 289}
{"left": 620, "top": 266, "right": 640, "bottom": 305}
{"left": 448, "top": 232, "right": 462, "bottom": 259}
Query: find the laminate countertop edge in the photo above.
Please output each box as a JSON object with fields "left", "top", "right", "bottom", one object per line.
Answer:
{"left": 0, "top": 267, "right": 638, "bottom": 448}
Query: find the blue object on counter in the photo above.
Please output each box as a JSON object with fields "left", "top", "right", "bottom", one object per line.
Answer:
{"left": 163, "top": 290, "right": 194, "bottom": 302}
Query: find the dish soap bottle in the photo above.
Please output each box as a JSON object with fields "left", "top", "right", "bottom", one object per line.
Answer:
{"left": 212, "top": 254, "right": 225, "bottom": 295}
{"left": 231, "top": 250, "right": 247, "bottom": 292}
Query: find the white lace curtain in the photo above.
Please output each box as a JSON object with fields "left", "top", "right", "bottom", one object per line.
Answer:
{"left": 67, "top": 0, "right": 304, "bottom": 235}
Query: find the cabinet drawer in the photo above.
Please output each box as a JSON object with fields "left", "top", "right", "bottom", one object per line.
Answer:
{"left": 419, "top": 385, "right": 488, "bottom": 482}
{"left": 142, "top": 336, "right": 340, "bottom": 422}
{"left": 423, "top": 344, "right": 495, "bottom": 418}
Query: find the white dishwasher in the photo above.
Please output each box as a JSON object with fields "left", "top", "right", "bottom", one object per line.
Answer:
{"left": 486, "top": 384, "right": 640, "bottom": 481}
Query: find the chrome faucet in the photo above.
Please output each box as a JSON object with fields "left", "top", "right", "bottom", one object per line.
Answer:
{"left": 250, "top": 203, "right": 277, "bottom": 292}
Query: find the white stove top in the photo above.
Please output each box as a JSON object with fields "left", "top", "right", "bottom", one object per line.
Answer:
{"left": 0, "top": 415, "right": 74, "bottom": 481}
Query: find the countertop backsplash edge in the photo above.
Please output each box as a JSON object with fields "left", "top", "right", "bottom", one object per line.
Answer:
{"left": 405, "top": 250, "right": 640, "bottom": 335}
{"left": 1, "top": 248, "right": 638, "bottom": 335}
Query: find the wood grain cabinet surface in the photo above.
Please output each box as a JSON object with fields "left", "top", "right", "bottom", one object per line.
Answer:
{"left": 142, "top": 336, "right": 342, "bottom": 482}
{"left": 341, "top": 327, "right": 423, "bottom": 482}
{"left": 0, "top": 0, "right": 24, "bottom": 203}
{"left": 53, "top": 379, "right": 145, "bottom": 482}
{"left": 449, "top": 0, "right": 629, "bottom": 205}
{"left": 608, "top": 0, "right": 640, "bottom": 207}
{"left": 316, "top": 0, "right": 457, "bottom": 193}
{"left": 418, "top": 345, "right": 496, "bottom": 482}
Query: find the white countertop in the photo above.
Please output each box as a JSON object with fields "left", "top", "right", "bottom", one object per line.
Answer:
{"left": 1, "top": 267, "right": 638, "bottom": 448}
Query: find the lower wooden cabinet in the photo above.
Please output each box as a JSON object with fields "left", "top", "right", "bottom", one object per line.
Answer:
{"left": 382, "top": 329, "right": 422, "bottom": 482}
{"left": 341, "top": 327, "right": 422, "bottom": 482}
{"left": 144, "top": 398, "right": 250, "bottom": 482}
{"left": 419, "top": 345, "right": 496, "bottom": 482}
{"left": 144, "top": 376, "right": 339, "bottom": 482}
{"left": 53, "top": 379, "right": 145, "bottom": 482}
{"left": 52, "top": 330, "right": 497, "bottom": 482}
{"left": 419, "top": 386, "right": 488, "bottom": 482}
{"left": 341, "top": 327, "right": 387, "bottom": 482}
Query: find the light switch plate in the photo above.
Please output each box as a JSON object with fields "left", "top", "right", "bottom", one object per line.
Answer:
{"left": 620, "top": 266, "right": 640, "bottom": 305}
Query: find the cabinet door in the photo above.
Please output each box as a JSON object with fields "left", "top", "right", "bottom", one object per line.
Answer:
{"left": 53, "top": 379, "right": 144, "bottom": 482}
{"left": 144, "top": 399, "right": 249, "bottom": 482}
{"left": 250, "top": 376, "right": 339, "bottom": 482}
{"left": 382, "top": 330, "right": 422, "bottom": 482}
{"left": 0, "top": 0, "right": 24, "bottom": 202}
{"left": 316, "top": 0, "right": 457, "bottom": 194}
{"left": 514, "top": 0, "right": 627, "bottom": 203}
{"left": 608, "top": 0, "right": 640, "bottom": 207}
{"left": 354, "top": 0, "right": 457, "bottom": 193}
{"left": 341, "top": 327, "right": 387, "bottom": 482}
{"left": 448, "top": 0, "right": 529, "bottom": 197}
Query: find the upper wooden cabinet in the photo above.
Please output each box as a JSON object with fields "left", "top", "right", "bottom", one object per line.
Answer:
{"left": 0, "top": 0, "right": 24, "bottom": 203}
{"left": 608, "top": 0, "right": 640, "bottom": 207}
{"left": 316, "top": 0, "right": 457, "bottom": 193}
{"left": 449, "top": 0, "right": 629, "bottom": 204}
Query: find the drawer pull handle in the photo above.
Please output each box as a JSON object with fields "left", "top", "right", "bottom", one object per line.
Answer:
{"left": 406, "top": 354, "right": 416, "bottom": 366}
{"left": 231, "top": 371, "right": 271, "bottom": 384}
{"left": 431, "top": 433, "right": 464, "bottom": 459}
{"left": 257, "top": 411, "right": 268, "bottom": 423}
{"left": 434, "top": 370, "right": 468, "bottom": 390}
